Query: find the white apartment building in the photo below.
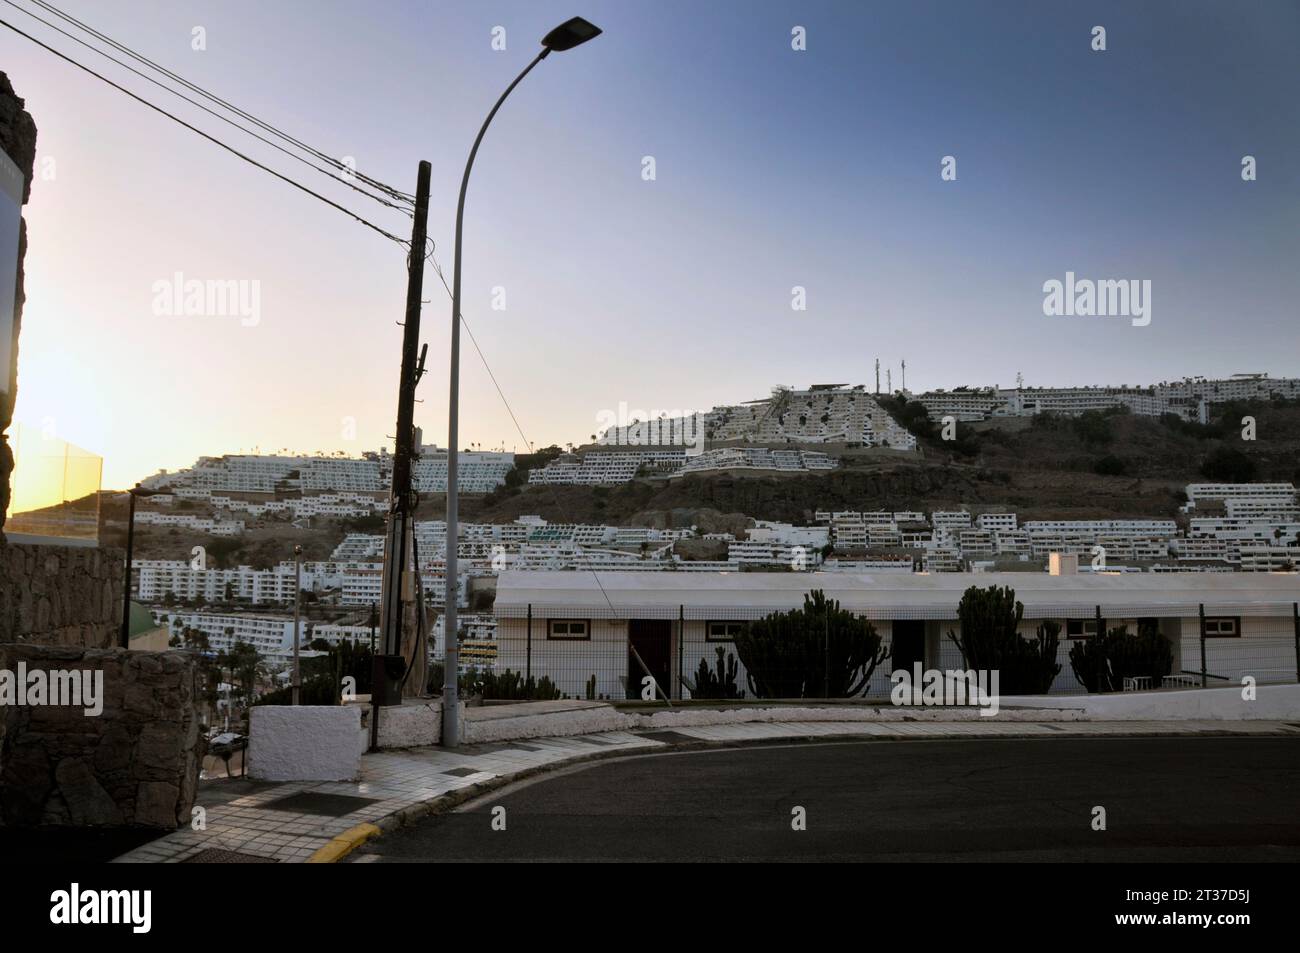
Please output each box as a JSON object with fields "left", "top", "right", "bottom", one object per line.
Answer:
{"left": 821, "top": 556, "right": 915, "bottom": 572}
{"left": 528, "top": 450, "right": 687, "bottom": 486}
{"left": 133, "top": 559, "right": 344, "bottom": 604}
{"left": 415, "top": 450, "right": 514, "bottom": 493}
{"left": 340, "top": 567, "right": 467, "bottom": 608}
{"left": 1185, "top": 483, "right": 1296, "bottom": 507}
{"left": 161, "top": 611, "right": 299, "bottom": 660}
{"left": 976, "top": 512, "right": 1018, "bottom": 533}
{"left": 1238, "top": 545, "right": 1300, "bottom": 572}
{"left": 916, "top": 374, "right": 1300, "bottom": 423}
{"left": 747, "top": 521, "right": 830, "bottom": 549}
{"left": 930, "top": 511, "right": 973, "bottom": 540}
{"left": 673, "top": 447, "right": 837, "bottom": 478}
{"left": 131, "top": 512, "right": 245, "bottom": 536}
{"left": 299, "top": 457, "right": 382, "bottom": 492}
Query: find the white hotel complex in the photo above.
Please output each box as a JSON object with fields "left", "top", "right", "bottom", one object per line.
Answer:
{"left": 596, "top": 384, "right": 917, "bottom": 452}
{"left": 141, "top": 443, "right": 514, "bottom": 496}
{"left": 913, "top": 373, "right": 1300, "bottom": 422}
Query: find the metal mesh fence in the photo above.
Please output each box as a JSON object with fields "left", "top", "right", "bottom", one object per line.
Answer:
{"left": 484, "top": 602, "right": 1299, "bottom": 704}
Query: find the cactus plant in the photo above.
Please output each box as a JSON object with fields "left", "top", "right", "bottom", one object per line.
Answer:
{"left": 947, "top": 585, "right": 1061, "bottom": 694}
{"left": 1069, "top": 623, "right": 1173, "bottom": 693}
{"left": 732, "top": 590, "right": 888, "bottom": 698}
{"left": 693, "top": 646, "right": 742, "bottom": 699}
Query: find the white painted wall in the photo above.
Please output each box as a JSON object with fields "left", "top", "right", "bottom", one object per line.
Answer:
{"left": 248, "top": 706, "right": 367, "bottom": 781}
{"left": 999, "top": 682, "right": 1300, "bottom": 720}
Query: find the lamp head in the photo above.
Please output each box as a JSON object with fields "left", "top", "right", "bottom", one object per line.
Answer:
{"left": 541, "top": 16, "right": 602, "bottom": 52}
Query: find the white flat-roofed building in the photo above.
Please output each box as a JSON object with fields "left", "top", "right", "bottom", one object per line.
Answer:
{"left": 914, "top": 388, "right": 1008, "bottom": 421}
{"left": 161, "top": 611, "right": 298, "bottom": 660}
{"left": 671, "top": 447, "right": 838, "bottom": 478}
{"left": 528, "top": 453, "right": 641, "bottom": 486}
{"left": 930, "top": 512, "right": 973, "bottom": 541}
{"left": 1171, "top": 537, "right": 1238, "bottom": 564}
{"left": 493, "top": 569, "right": 1300, "bottom": 701}
{"left": 821, "top": 556, "right": 914, "bottom": 573}
{"left": 415, "top": 449, "right": 514, "bottom": 493}
{"left": 1186, "top": 483, "right": 1296, "bottom": 507}
{"left": 299, "top": 457, "right": 382, "bottom": 492}
{"left": 958, "top": 529, "right": 996, "bottom": 557}
{"left": 923, "top": 548, "right": 962, "bottom": 572}
{"left": 977, "top": 513, "right": 1018, "bottom": 533}
{"left": 1238, "top": 545, "right": 1300, "bottom": 572}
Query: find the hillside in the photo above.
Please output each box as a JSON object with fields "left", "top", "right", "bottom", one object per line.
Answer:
{"left": 425, "top": 400, "right": 1300, "bottom": 527}
{"left": 20, "top": 403, "right": 1300, "bottom": 561}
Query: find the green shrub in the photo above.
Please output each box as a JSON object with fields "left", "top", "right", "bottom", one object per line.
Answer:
{"left": 460, "top": 667, "right": 562, "bottom": 701}
{"left": 692, "top": 646, "right": 742, "bottom": 700}
{"left": 733, "top": 590, "right": 888, "bottom": 698}
{"left": 947, "top": 586, "right": 1061, "bottom": 694}
{"left": 1069, "top": 623, "right": 1173, "bottom": 692}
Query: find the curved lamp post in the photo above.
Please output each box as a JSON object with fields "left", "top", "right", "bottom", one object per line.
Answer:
{"left": 443, "top": 16, "right": 602, "bottom": 747}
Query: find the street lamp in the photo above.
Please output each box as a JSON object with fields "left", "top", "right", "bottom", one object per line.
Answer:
{"left": 119, "top": 484, "right": 162, "bottom": 649}
{"left": 443, "top": 16, "right": 602, "bottom": 747}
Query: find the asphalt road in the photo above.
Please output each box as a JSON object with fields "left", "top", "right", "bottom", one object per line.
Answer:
{"left": 349, "top": 736, "right": 1300, "bottom": 862}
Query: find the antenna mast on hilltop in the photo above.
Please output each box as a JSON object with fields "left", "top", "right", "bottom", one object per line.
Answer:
{"left": 901, "top": 359, "right": 906, "bottom": 393}
{"left": 875, "top": 359, "right": 880, "bottom": 395}
{"left": 886, "top": 369, "right": 892, "bottom": 393}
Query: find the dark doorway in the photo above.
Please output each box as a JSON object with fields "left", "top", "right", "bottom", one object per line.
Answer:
{"left": 628, "top": 619, "right": 673, "bottom": 701}
{"left": 891, "top": 620, "right": 926, "bottom": 676}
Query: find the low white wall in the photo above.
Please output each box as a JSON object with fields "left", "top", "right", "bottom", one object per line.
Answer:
{"left": 374, "top": 700, "right": 446, "bottom": 749}
{"left": 999, "top": 683, "right": 1300, "bottom": 720}
{"left": 248, "top": 706, "right": 367, "bottom": 781}
{"left": 352, "top": 684, "right": 1300, "bottom": 752}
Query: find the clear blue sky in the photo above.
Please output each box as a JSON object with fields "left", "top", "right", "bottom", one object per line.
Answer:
{"left": 4, "top": 0, "right": 1298, "bottom": 488}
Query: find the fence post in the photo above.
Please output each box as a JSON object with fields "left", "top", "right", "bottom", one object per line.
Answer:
{"left": 1094, "top": 605, "right": 1105, "bottom": 693}
{"left": 677, "top": 604, "right": 684, "bottom": 701}
{"left": 1293, "top": 602, "right": 1298, "bottom": 684}
{"left": 1198, "top": 603, "right": 1207, "bottom": 689}
{"left": 525, "top": 603, "right": 532, "bottom": 681}
{"left": 824, "top": 609, "right": 830, "bottom": 699}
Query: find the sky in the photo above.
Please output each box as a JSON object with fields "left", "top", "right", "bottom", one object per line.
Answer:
{"left": 2, "top": 0, "right": 1298, "bottom": 492}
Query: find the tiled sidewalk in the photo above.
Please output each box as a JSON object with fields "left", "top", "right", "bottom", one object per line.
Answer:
{"left": 113, "top": 731, "right": 660, "bottom": 863}
{"left": 111, "top": 719, "right": 1299, "bottom": 863}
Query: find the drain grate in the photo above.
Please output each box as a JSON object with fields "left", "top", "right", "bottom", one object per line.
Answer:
{"left": 442, "top": 767, "right": 482, "bottom": 778}
{"left": 182, "top": 848, "right": 278, "bottom": 864}
{"left": 262, "top": 792, "right": 380, "bottom": 817}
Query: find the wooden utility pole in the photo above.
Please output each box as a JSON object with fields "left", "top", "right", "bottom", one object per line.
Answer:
{"left": 375, "top": 160, "right": 431, "bottom": 705}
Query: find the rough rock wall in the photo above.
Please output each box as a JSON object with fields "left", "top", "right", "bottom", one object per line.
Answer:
{"left": 0, "top": 543, "right": 122, "bottom": 646}
{"left": 0, "top": 644, "right": 203, "bottom": 827}
{"left": 0, "top": 72, "right": 37, "bottom": 533}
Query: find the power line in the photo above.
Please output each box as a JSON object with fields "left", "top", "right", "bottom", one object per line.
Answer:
{"left": 426, "top": 252, "right": 623, "bottom": 620}
{"left": 27, "top": 0, "right": 413, "bottom": 204}
{"left": 0, "top": 16, "right": 409, "bottom": 245}
{"left": 3, "top": 0, "right": 414, "bottom": 215}
{"left": 429, "top": 255, "right": 533, "bottom": 456}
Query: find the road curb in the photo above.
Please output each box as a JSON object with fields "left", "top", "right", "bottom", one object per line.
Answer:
{"left": 306, "top": 822, "right": 382, "bottom": 863}
{"left": 324, "top": 722, "right": 1300, "bottom": 862}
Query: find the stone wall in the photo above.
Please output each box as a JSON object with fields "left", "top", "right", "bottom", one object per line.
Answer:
{"left": 0, "top": 644, "right": 202, "bottom": 827}
{"left": 0, "top": 72, "right": 37, "bottom": 532}
{"left": 0, "top": 542, "right": 123, "bottom": 647}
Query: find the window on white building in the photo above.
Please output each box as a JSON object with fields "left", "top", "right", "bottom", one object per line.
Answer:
{"left": 547, "top": 619, "right": 590, "bottom": 640}
{"left": 706, "top": 621, "right": 746, "bottom": 642}
{"left": 1065, "top": 618, "right": 1098, "bottom": 639}
{"left": 1203, "top": 617, "right": 1240, "bottom": 638}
